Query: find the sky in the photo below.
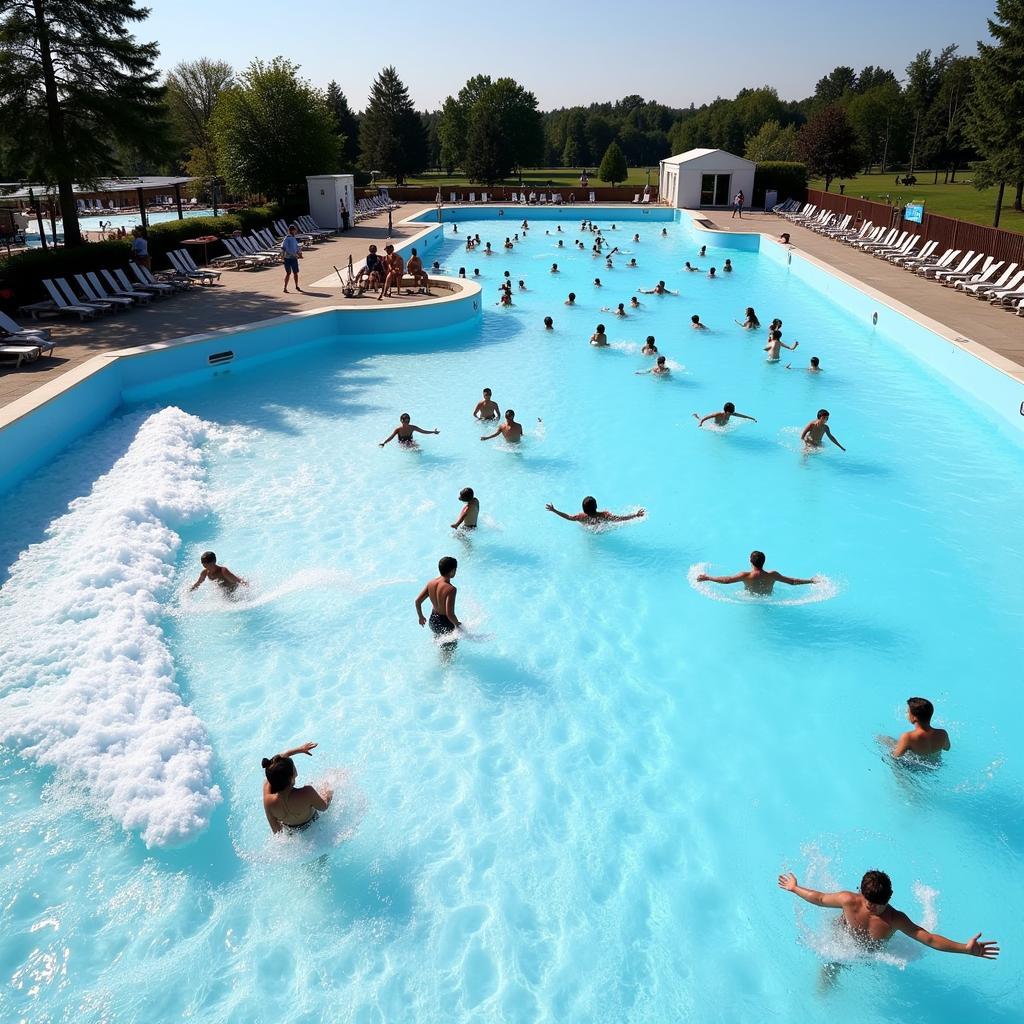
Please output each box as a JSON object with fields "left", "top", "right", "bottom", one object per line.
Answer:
{"left": 143, "top": 0, "right": 994, "bottom": 111}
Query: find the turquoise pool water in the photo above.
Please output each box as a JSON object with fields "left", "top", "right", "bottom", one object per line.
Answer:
{"left": 1, "top": 216, "right": 1021, "bottom": 1022}
{"left": 25, "top": 207, "right": 218, "bottom": 246}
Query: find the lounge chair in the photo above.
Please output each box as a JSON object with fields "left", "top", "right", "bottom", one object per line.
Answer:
{"left": 0, "top": 309, "right": 52, "bottom": 341}
{"left": 131, "top": 262, "right": 188, "bottom": 292}
{"left": 890, "top": 239, "right": 937, "bottom": 266}
{"left": 86, "top": 271, "right": 149, "bottom": 305}
{"left": 296, "top": 216, "right": 330, "bottom": 240}
{"left": 226, "top": 237, "right": 274, "bottom": 268}
{"left": 510, "top": 193, "right": 519, "bottom": 204}
{"left": 632, "top": 194, "right": 641, "bottom": 204}
{"left": 176, "top": 249, "right": 222, "bottom": 282}
{"left": 480, "top": 192, "right": 488, "bottom": 203}
{"left": 42, "top": 279, "right": 100, "bottom": 319}
{"left": 0, "top": 343, "right": 53, "bottom": 367}
{"left": 959, "top": 262, "right": 1017, "bottom": 295}
{"left": 449, "top": 192, "right": 457, "bottom": 203}
{"left": 113, "top": 267, "right": 171, "bottom": 297}
{"left": 874, "top": 234, "right": 920, "bottom": 260}
{"left": 242, "top": 235, "right": 280, "bottom": 260}
{"left": 853, "top": 227, "right": 896, "bottom": 249}
{"left": 946, "top": 258, "right": 1001, "bottom": 290}
{"left": 934, "top": 252, "right": 986, "bottom": 283}
{"left": 74, "top": 273, "right": 133, "bottom": 310}
{"left": 641, "top": 194, "right": 651, "bottom": 205}
{"left": 821, "top": 215, "right": 853, "bottom": 237}
{"left": 167, "top": 250, "right": 217, "bottom": 284}
{"left": 921, "top": 249, "right": 974, "bottom": 279}
{"left": 985, "top": 269, "right": 1024, "bottom": 303}
{"left": 589, "top": 192, "right": 596, "bottom": 203}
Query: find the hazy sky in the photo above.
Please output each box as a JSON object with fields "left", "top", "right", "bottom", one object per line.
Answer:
{"left": 144, "top": 0, "right": 994, "bottom": 110}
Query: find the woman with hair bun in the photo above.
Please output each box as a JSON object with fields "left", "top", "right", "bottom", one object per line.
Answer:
{"left": 262, "top": 741, "right": 332, "bottom": 834}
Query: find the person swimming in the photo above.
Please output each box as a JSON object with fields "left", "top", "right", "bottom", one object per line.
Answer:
{"left": 801, "top": 409, "right": 845, "bottom": 451}
{"left": 765, "top": 329, "right": 798, "bottom": 361}
{"left": 736, "top": 307, "right": 760, "bottom": 329}
{"left": 545, "top": 495, "right": 646, "bottom": 525}
{"left": 786, "top": 356, "right": 821, "bottom": 372}
{"left": 723, "top": 259, "right": 733, "bottom": 272}
{"left": 697, "top": 550, "right": 815, "bottom": 594}
{"left": 473, "top": 388, "right": 501, "bottom": 421}
{"left": 481, "top": 408, "right": 524, "bottom": 443}
{"left": 639, "top": 281, "right": 678, "bottom": 295}
{"left": 590, "top": 324, "right": 610, "bottom": 346}
{"left": 190, "top": 551, "right": 246, "bottom": 593}
{"left": 888, "top": 697, "right": 951, "bottom": 759}
{"left": 636, "top": 355, "right": 670, "bottom": 376}
{"left": 380, "top": 413, "right": 440, "bottom": 447}
{"left": 544, "top": 316, "right": 554, "bottom": 329}
{"left": 565, "top": 292, "right": 576, "bottom": 305}
{"left": 691, "top": 314, "right": 708, "bottom": 330}
{"left": 641, "top": 335, "right": 658, "bottom": 355}
{"left": 708, "top": 267, "right": 717, "bottom": 278}
{"left": 693, "top": 402, "right": 756, "bottom": 427}
{"left": 262, "top": 741, "right": 332, "bottom": 834}
{"left": 699, "top": 245, "right": 706, "bottom": 257}
{"left": 451, "top": 487, "right": 480, "bottom": 529}
{"left": 683, "top": 261, "right": 701, "bottom": 272}
{"left": 415, "top": 555, "right": 461, "bottom": 656}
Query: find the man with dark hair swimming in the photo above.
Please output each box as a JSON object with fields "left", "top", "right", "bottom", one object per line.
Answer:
{"left": 415, "top": 556, "right": 461, "bottom": 654}
{"left": 545, "top": 496, "right": 646, "bottom": 524}
{"left": 697, "top": 550, "right": 815, "bottom": 595}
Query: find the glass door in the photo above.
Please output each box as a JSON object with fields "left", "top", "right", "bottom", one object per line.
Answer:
{"left": 699, "top": 173, "right": 732, "bottom": 206}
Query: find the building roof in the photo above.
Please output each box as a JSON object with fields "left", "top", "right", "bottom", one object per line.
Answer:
{"left": 0, "top": 176, "right": 194, "bottom": 200}
{"left": 660, "top": 149, "right": 755, "bottom": 167}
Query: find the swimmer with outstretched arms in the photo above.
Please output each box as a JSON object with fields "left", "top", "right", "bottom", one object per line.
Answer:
{"left": 693, "top": 402, "right": 756, "bottom": 427}
{"left": 451, "top": 487, "right": 480, "bottom": 529}
{"left": 473, "top": 388, "right": 501, "bottom": 421}
{"left": 697, "top": 549, "right": 815, "bottom": 594}
{"left": 801, "top": 409, "right": 845, "bottom": 450}
{"left": 765, "top": 329, "right": 798, "bottom": 361}
{"left": 888, "top": 697, "right": 951, "bottom": 759}
{"left": 415, "top": 556, "right": 461, "bottom": 654}
{"left": 777, "top": 869, "right": 998, "bottom": 962}
{"left": 262, "top": 741, "right": 333, "bottom": 835}
{"left": 481, "top": 408, "right": 524, "bottom": 442}
{"left": 380, "top": 413, "right": 440, "bottom": 447}
{"left": 191, "top": 551, "right": 246, "bottom": 593}
{"left": 639, "top": 280, "right": 678, "bottom": 295}
{"left": 787, "top": 356, "right": 821, "bottom": 372}
{"left": 545, "top": 495, "right": 646, "bottom": 524}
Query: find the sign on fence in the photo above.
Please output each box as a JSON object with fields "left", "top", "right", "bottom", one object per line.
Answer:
{"left": 904, "top": 202, "right": 924, "bottom": 223}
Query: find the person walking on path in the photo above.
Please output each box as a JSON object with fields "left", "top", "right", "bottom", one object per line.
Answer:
{"left": 732, "top": 190, "right": 744, "bottom": 219}
{"left": 281, "top": 224, "right": 303, "bottom": 293}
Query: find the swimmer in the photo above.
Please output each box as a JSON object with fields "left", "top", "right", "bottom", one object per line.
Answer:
{"left": 262, "top": 741, "right": 332, "bottom": 834}
{"left": 693, "top": 402, "right": 756, "bottom": 427}
{"left": 889, "top": 697, "right": 951, "bottom": 759}
{"left": 497, "top": 291, "right": 512, "bottom": 306}
{"left": 473, "top": 388, "right": 501, "bottom": 421}
{"left": 545, "top": 495, "right": 646, "bottom": 524}
{"left": 483, "top": 242, "right": 493, "bottom": 255}
{"left": 633, "top": 233, "right": 640, "bottom": 242}
{"left": 699, "top": 245, "right": 706, "bottom": 257}
{"left": 628, "top": 258, "right": 637, "bottom": 267}
{"left": 801, "top": 409, "right": 845, "bottom": 451}
{"left": 518, "top": 279, "right": 526, "bottom": 290}
{"left": 551, "top": 263, "right": 559, "bottom": 273}
{"left": 777, "top": 870, "right": 998, "bottom": 961}
{"left": 415, "top": 556, "right": 461, "bottom": 655}
{"left": 661, "top": 227, "right": 668, "bottom": 236}
{"left": 786, "top": 356, "right": 821, "bottom": 372}
{"left": 557, "top": 239, "right": 564, "bottom": 247}
{"left": 481, "top": 408, "right": 524, "bottom": 442}
{"left": 723, "top": 259, "right": 733, "bottom": 273}
{"left": 565, "top": 292, "right": 576, "bottom": 305}
{"left": 683, "top": 262, "right": 701, "bottom": 272}
{"left": 505, "top": 237, "right": 514, "bottom": 249}
{"left": 543, "top": 316, "right": 554, "bottom": 330}
{"left": 691, "top": 314, "right": 708, "bottom": 330}
{"left": 641, "top": 335, "right": 658, "bottom": 355}
{"left": 379, "top": 413, "right": 439, "bottom": 447}
{"left": 765, "top": 329, "right": 797, "bottom": 361}
{"left": 697, "top": 550, "right": 815, "bottom": 594}
{"left": 590, "top": 323, "right": 610, "bottom": 346}
{"left": 779, "top": 232, "right": 791, "bottom": 244}
{"left": 708, "top": 267, "right": 717, "bottom": 278}
{"left": 594, "top": 277, "right": 602, "bottom": 287}
{"left": 636, "top": 355, "right": 670, "bottom": 375}
{"left": 630, "top": 296, "right": 640, "bottom": 308}
{"left": 451, "top": 487, "right": 480, "bottom": 529}
{"left": 736, "top": 307, "right": 760, "bottom": 329}
{"left": 473, "top": 268, "right": 480, "bottom": 277}
{"left": 601, "top": 302, "right": 627, "bottom": 317}
{"left": 190, "top": 551, "right": 247, "bottom": 593}
{"left": 639, "top": 281, "right": 678, "bottom": 295}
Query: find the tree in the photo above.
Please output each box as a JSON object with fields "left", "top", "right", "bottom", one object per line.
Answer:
{"left": 846, "top": 80, "right": 906, "bottom": 173}
{"left": 904, "top": 46, "right": 958, "bottom": 174}
{"left": 797, "top": 105, "right": 861, "bottom": 190}
{"left": 0, "top": 0, "right": 171, "bottom": 246}
{"left": 166, "top": 58, "right": 233, "bottom": 187}
{"left": 437, "top": 95, "right": 465, "bottom": 173}
{"left": 359, "top": 66, "right": 427, "bottom": 184}
{"left": 562, "top": 134, "right": 580, "bottom": 168}
{"left": 462, "top": 78, "right": 542, "bottom": 183}
{"left": 965, "top": 0, "right": 1024, "bottom": 224}
{"left": 585, "top": 114, "right": 614, "bottom": 168}
{"left": 325, "top": 81, "right": 359, "bottom": 168}
{"left": 211, "top": 58, "right": 338, "bottom": 204}
{"left": 598, "top": 141, "right": 628, "bottom": 186}
{"left": 744, "top": 120, "right": 799, "bottom": 162}
{"left": 813, "top": 66, "right": 857, "bottom": 105}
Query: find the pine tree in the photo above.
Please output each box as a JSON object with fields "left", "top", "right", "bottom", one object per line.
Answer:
{"left": 326, "top": 81, "right": 360, "bottom": 169}
{"left": 0, "top": 0, "right": 171, "bottom": 246}
{"left": 796, "top": 105, "right": 862, "bottom": 191}
{"left": 359, "top": 66, "right": 427, "bottom": 185}
{"left": 598, "top": 141, "right": 628, "bottom": 186}
{"left": 965, "top": 0, "right": 1024, "bottom": 225}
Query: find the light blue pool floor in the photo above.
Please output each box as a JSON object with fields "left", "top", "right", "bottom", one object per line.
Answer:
{"left": 0, "top": 219, "right": 1021, "bottom": 1023}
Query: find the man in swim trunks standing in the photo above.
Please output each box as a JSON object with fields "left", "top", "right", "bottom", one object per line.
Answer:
{"left": 473, "top": 388, "right": 501, "bottom": 421}
{"left": 481, "top": 409, "right": 523, "bottom": 442}
{"left": 416, "top": 556, "right": 461, "bottom": 655}
{"left": 697, "top": 550, "right": 815, "bottom": 594}
{"left": 889, "top": 697, "right": 951, "bottom": 759}
{"left": 801, "top": 409, "right": 845, "bottom": 451}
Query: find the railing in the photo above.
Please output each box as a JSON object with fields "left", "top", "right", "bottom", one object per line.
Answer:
{"left": 357, "top": 185, "right": 658, "bottom": 204}
{"left": 806, "top": 188, "right": 1024, "bottom": 266}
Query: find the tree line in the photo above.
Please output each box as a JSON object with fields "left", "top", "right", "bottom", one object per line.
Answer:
{"left": 1, "top": 0, "right": 1023, "bottom": 245}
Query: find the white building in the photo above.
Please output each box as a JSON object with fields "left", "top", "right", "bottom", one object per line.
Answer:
{"left": 306, "top": 174, "right": 356, "bottom": 231}
{"left": 658, "top": 149, "right": 756, "bottom": 210}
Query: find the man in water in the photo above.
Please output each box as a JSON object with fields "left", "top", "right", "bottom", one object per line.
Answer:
{"left": 693, "top": 402, "right": 756, "bottom": 428}
{"left": 889, "top": 697, "right": 951, "bottom": 759}
{"left": 691, "top": 314, "right": 708, "bottom": 330}
{"left": 481, "top": 408, "right": 523, "bottom": 443}
{"left": 777, "top": 869, "right": 998, "bottom": 960}
{"left": 473, "top": 388, "right": 501, "bottom": 421}
{"left": 640, "top": 280, "right": 678, "bottom": 295}
{"left": 415, "top": 555, "right": 461, "bottom": 654}
{"left": 590, "top": 324, "right": 610, "bottom": 347}
{"left": 697, "top": 550, "right": 815, "bottom": 595}
{"left": 451, "top": 487, "right": 480, "bottom": 530}
{"left": 801, "top": 409, "right": 846, "bottom": 451}
{"left": 636, "top": 355, "right": 670, "bottom": 376}
{"left": 190, "top": 551, "right": 246, "bottom": 594}
{"left": 545, "top": 496, "right": 646, "bottom": 524}
{"left": 787, "top": 356, "right": 821, "bottom": 372}
{"left": 380, "top": 413, "right": 440, "bottom": 447}
{"left": 765, "top": 329, "right": 798, "bottom": 362}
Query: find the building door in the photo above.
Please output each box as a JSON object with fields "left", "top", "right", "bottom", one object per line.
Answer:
{"left": 699, "top": 173, "right": 731, "bottom": 206}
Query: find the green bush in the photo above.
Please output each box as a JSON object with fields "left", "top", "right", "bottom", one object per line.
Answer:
{"left": 753, "top": 161, "right": 808, "bottom": 207}
{"left": 0, "top": 240, "right": 132, "bottom": 309}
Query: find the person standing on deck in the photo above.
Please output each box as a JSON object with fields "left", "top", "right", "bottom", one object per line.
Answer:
{"left": 281, "top": 224, "right": 303, "bottom": 293}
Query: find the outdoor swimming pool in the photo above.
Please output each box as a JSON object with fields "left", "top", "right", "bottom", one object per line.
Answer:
{"left": 25, "top": 207, "right": 218, "bottom": 246}
{"left": 1, "top": 213, "right": 1021, "bottom": 1023}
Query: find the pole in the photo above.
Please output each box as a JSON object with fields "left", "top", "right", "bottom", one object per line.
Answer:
{"left": 174, "top": 183, "right": 184, "bottom": 220}
{"left": 30, "top": 188, "right": 48, "bottom": 251}
{"left": 212, "top": 178, "right": 219, "bottom": 217}
{"left": 136, "top": 187, "right": 148, "bottom": 230}
{"left": 993, "top": 180, "right": 1005, "bottom": 228}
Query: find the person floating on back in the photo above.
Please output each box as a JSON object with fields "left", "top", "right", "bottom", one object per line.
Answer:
{"left": 262, "top": 741, "right": 332, "bottom": 834}
{"left": 545, "top": 495, "right": 646, "bottom": 525}
{"left": 889, "top": 697, "right": 951, "bottom": 759}
{"left": 801, "top": 409, "right": 845, "bottom": 451}
{"left": 190, "top": 551, "right": 246, "bottom": 594}
{"left": 777, "top": 870, "right": 998, "bottom": 967}
{"left": 380, "top": 413, "right": 440, "bottom": 447}
{"left": 697, "top": 550, "right": 815, "bottom": 595}
{"left": 473, "top": 388, "right": 501, "bottom": 421}
{"left": 481, "top": 409, "right": 523, "bottom": 443}
{"left": 415, "top": 556, "right": 461, "bottom": 655}
{"left": 452, "top": 487, "right": 480, "bottom": 530}
{"left": 693, "top": 402, "right": 756, "bottom": 428}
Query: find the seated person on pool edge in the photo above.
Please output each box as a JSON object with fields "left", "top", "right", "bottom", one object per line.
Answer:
{"left": 262, "top": 741, "right": 333, "bottom": 834}
{"left": 191, "top": 551, "right": 246, "bottom": 593}
{"left": 416, "top": 556, "right": 461, "bottom": 647}
{"left": 545, "top": 495, "right": 646, "bottom": 524}
{"left": 697, "top": 550, "right": 815, "bottom": 595}
{"left": 777, "top": 869, "right": 998, "bottom": 960}
{"left": 890, "top": 697, "right": 951, "bottom": 759}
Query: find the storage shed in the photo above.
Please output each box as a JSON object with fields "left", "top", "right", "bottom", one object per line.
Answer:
{"left": 658, "top": 149, "right": 756, "bottom": 210}
{"left": 306, "top": 174, "right": 356, "bottom": 231}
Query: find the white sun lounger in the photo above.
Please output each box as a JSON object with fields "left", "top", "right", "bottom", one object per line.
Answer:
{"left": 74, "top": 273, "right": 133, "bottom": 309}
{"left": 108, "top": 268, "right": 167, "bottom": 298}
{"left": 913, "top": 249, "right": 961, "bottom": 276}
{"left": 946, "top": 259, "right": 1001, "bottom": 289}
{"left": 935, "top": 253, "right": 990, "bottom": 284}
{"left": 985, "top": 269, "right": 1024, "bottom": 303}
{"left": 42, "top": 279, "right": 100, "bottom": 319}
{"left": 959, "top": 262, "right": 1017, "bottom": 295}
{"left": 0, "top": 309, "right": 51, "bottom": 341}
{"left": 132, "top": 262, "right": 188, "bottom": 292}
{"left": 890, "top": 239, "right": 937, "bottom": 266}
{"left": 0, "top": 343, "right": 48, "bottom": 367}
{"left": 923, "top": 250, "right": 975, "bottom": 279}
{"left": 86, "top": 271, "right": 149, "bottom": 304}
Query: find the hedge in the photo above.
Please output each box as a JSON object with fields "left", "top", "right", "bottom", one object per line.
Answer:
{"left": 752, "top": 162, "right": 808, "bottom": 207}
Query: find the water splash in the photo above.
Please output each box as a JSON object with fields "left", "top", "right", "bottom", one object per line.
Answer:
{"left": 688, "top": 563, "right": 840, "bottom": 605}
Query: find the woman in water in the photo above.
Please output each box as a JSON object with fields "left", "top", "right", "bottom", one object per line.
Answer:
{"left": 736, "top": 307, "right": 760, "bottom": 329}
{"left": 262, "top": 741, "right": 332, "bottom": 834}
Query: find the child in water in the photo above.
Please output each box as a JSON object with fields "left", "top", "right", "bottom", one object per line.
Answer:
{"left": 452, "top": 487, "right": 480, "bottom": 529}
{"left": 190, "top": 551, "right": 246, "bottom": 593}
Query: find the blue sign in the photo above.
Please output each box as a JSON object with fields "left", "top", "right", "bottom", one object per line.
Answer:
{"left": 904, "top": 202, "right": 924, "bottom": 223}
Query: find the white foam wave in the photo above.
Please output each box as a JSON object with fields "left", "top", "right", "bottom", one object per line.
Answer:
{"left": 0, "top": 407, "right": 222, "bottom": 847}
{"left": 688, "top": 562, "right": 839, "bottom": 605}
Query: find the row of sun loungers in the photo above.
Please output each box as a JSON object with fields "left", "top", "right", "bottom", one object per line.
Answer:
{"left": 0, "top": 310, "right": 55, "bottom": 368}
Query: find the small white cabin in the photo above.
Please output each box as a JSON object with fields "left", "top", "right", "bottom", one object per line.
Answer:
{"left": 658, "top": 149, "right": 756, "bottom": 209}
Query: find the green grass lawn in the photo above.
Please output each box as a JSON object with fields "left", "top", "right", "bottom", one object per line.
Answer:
{"left": 809, "top": 171, "right": 1024, "bottom": 235}
{"left": 381, "top": 168, "right": 657, "bottom": 190}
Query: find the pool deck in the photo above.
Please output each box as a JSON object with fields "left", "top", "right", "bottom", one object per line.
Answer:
{"left": 3, "top": 203, "right": 1023, "bottom": 410}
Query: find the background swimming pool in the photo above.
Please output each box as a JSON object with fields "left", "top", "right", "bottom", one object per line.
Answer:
{"left": 1, "top": 216, "right": 1021, "bottom": 1022}
{"left": 24, "top": 207, "right": 218, "bottom": 246}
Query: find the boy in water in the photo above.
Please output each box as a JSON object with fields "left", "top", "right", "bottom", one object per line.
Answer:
{"left": 890, "top": 697, "right": 951, "bottom": 759}
{"left": 590, "top": 324, "right": 610, "bottom": 347}
{"left": 380, "top": 413, "right": 440, "bottom": 447}
{"left": 693, "top": 402, "right": 756, "bottom": 427}
{"left": 691, "top": 314, "right": 708, "bottom": 330}
{"left": 697, "top": 550, "right": 815, "bottom": 595}
{"left": 765, "top": 328, "right": 798, "bottom": 361}
{"left": 545, "top": 496, "right": 646, "bottom": 524}
{"left": 636, "top": 355, "right": 670, "bottom": 376}
{"left": 451, "top": 487, "right": 480, "bottom": 530}
{"left": 473, "top": 388, "right": 501, "bottom": 421}
{"left": 786, "top": 356, "right": 821, "bottom": 372}
{"left": 190, "top": 551, "right": 246, "bottom": 593}
{"left": 801, "top": 409, "right": 845, "bottom": 451}
{"left": 415, "top": 556, "right": 461, "bottom": 654}
{"left": 481, "top": 408, "right": 523, "bottom": 442}
{"left": 777, "top": 869, "right": 998, "bottom": 961}
{"left": 640, "top": 280, "right": 678, "bottom": 295}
